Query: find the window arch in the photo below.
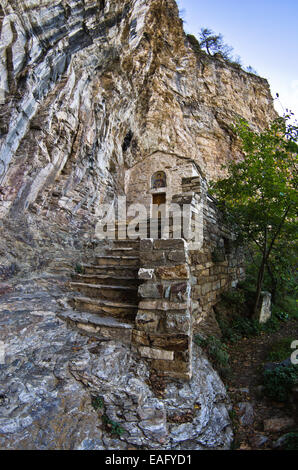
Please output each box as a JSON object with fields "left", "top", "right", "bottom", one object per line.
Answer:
{"left": 151, "top": 171, "right": 167, "bottom": 189}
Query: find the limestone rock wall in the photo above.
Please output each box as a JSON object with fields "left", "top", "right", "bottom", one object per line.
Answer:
{"left": 0, "top": 0, "right": 276, "bottom": 229}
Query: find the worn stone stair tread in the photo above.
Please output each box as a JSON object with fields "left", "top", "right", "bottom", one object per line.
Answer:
{"left": 59, "top": 310, "right": 133, "bottom": 329}
{"left": 96, "top": 255, "right": 139, "bottom": 260}
{"left": 70, "top": 282, "right": 137, "bottom": 291}
{"left": 112, "top": 240, "right": 140, "bottom": 245}
{"left": 106, "top": 250, "right": 139, "bottom": 255}
{"left": 80, "top": 264, "right": 139, "bottom": 270}
{"left": 108, "top": 247, "right": 135, "bottom": 251}
{"left": 72, "top": 274, "right": 138, "bottom": 281}
{"left": 73, "top": 296, "right": 138, "bottom": 308}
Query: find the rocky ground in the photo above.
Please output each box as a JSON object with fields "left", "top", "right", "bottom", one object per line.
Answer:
{"left": 0, "top": 273, "right": 233, "bottom": 450}
{"left": 226, "top": 320, "right": 298, "bottom": 450}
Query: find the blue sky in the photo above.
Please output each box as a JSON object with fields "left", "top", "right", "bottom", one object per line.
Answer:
{"left": 177, "top": 0, "right": 298, "bottom": 120}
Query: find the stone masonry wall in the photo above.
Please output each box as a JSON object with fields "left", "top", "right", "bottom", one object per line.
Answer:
{"left": 184, "top": 177, "right": 245, "bottom": 336}
{"left": 125, "top": 153, "right": 200, "bottom": 214}
{"left": 132, "top": 175, "right": 245, "bottom": 379}
{"left": 132, "top": 239, "right": 194, "bottom": 381}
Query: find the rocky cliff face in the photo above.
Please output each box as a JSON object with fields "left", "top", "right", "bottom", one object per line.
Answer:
{"left": 0, "top": 0, "right": 276, "bottom": 223}
{"left": 0, "top": 0, "right": 277, "bottom": 450}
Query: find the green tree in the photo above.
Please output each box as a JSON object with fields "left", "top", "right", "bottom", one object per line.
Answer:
{"left": 199, "top": 27, "right": 233, "bottom": 60}
{"left": 246, "top": 65, "right": 258, "bottom": 75}
{"left": 211, "top": 115, "right": 298, "bottom": 316}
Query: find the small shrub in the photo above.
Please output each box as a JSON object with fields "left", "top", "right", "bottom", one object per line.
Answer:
{"left": 275, "top": 310, "right": 289, "bottom": 322}
{"left": 195, "top": 335, "right": 230, "bottom": 370}
{"left": 102, "top": 415, "right": 125, "bottom": 437}
{"left": 263, "top": 365, "right": 298, "bottom": 402}
{"left": 282, "top": 432, "right": 298, "bottom": 451}
{"left": 216, "top": 315, "right": 241, "bottom": 343}
{"left": 261, "top": 315, "right": 280, "bottom": 334}
{"left": 221, "top": 288, "right": 246, "bottom": 309}
{"left": 277, "top": 296, "right": 298, "bottom": 320}
{"left": 228, "top": 408, "right": 237, "bottom": 425}
{"left": 267, "top": 338, "right": 295, "bottom": 362}
{"left": 75, "top": 263, "right": 85, "bottom": 274}
{"left": 230, "top": 316, "right": 262, "bottom": 338}
{"left": 186, "top": 34, "right": 202, "bottom": 55}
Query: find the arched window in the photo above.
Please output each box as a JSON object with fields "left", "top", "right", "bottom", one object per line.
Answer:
{"left": 151, "top": 171, "right": 166, "bottom": 189}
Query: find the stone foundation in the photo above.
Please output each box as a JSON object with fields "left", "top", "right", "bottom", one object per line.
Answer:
{"left": 133, "top": 239, "right": 193, "bottom": 380}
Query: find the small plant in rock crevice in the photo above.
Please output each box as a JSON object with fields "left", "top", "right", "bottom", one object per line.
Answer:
{"left": 91, "top": 395, "right": 125, "bottom": 437}
{"left": 102, "top": 415, "right": 125, "bottom": 437}
{"left": 75, "top": 263, "right": 85, "bottom": 274}
{"left": 91, "top": 395, "right": 104, "bottom": 410}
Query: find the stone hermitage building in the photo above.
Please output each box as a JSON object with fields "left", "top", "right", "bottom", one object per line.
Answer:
{"left": 82, "top": 152, "right": 245, "bottom": 381}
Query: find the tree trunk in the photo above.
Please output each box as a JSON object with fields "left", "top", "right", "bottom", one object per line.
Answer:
{"left": 252, "top": 257, "right": 266, "bottom": 318}
{"left": 266, "top": 262, "right": 277, "bottom": 304}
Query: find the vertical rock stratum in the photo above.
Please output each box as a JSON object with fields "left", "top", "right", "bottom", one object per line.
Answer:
{"left": 0, "top": 0, "right": 277, "bottom": 450}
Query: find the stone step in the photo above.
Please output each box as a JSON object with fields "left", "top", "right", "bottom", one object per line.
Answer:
{"left": 70, "top": 282, "right": 138, "bottom": 302}
{"left": 71, "top": 273, "right": 141, "bottom": 289}
{"left": 80, "top": 264, "right": 139, "bottom": 277}
{"left": 112, "top": 240, "right": 140, "bottom": 249}
{"left": 71, "top": 296, "right": 137, "bottom": 321}
{"left": 59, "top": 310, "right": 133, "bottom": 343}
{"left": 95, "top": 256, "right": 140, "bottom": 267}
{"left": 71, "top": 273, "right": 140, "bottom": 287}
{"left": 105, "top": 247, "right": 139, "bottom": 257}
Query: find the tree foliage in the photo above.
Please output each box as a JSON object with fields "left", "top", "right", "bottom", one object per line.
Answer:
{"left": 211, "top": 115, "right": 298, "bottom": 315}
{"left": 199, "top": 27, "right": 233, "bottom": 60}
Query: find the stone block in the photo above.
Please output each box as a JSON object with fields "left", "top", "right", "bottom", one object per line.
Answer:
{"left": 165, "top": 313, "right": 191, "bottom": 334}
{"left": 191, "top": 285, "right": 201, "bottom": 299}
{"left": 174, "top": 350, "right": 190, "bottom": 362}
{"left": 201, "top": 282, "right": 212, "bottom": 295}
{"left": 167, "top": 250, "right": 187, "bottom": 263}
{"left": 140, "top": 251, "right": 165, "bottom": 266}
{"left": 170, "top": 282, "right": 191, "bottom": 302}
{"left": 200, "top": 268, "right": 210, "bottom": 277}
{"left": 140, "top": 239, "right": 153, "bottom": 252}
{"left": 153, "top": 239, "right": 186, "bottom": 250}
{"left": 135, "top": 311, "right": 160, "bottom": 332}
{"left": 155, "top": 264, "right": 189, "bottom": 280}
{"left": 212, "top": 281, "right": 221, "bottom": 291}
{"left": 151, "top": 359, "right": 191, "bottom": 376}
{"left": 139, "top": 300, "right": 188, "bottom": 311}
{"left": 263, "top": 417, "right": 295, "bottom": 433}
{"left": 138, "top": 268, "right": 155, "bottom": 280}
{"left": 139, "top": 347, "right": 174, "bottom": 361}
{"left": 149, "top": 334, "right": 189, "bottom": 351}
{"left": 138, "top": 282, "right": 163, "bottom": 299}
{"left": 132, "top": 329, "right": 150, "bottom": 346}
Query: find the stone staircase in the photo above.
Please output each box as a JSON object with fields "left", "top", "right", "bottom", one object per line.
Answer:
{"left": 59, "top": 233, "right": 195, "bottom": 380}
{"left": 60, "top": 239, "right": 141, "bottom": 343}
